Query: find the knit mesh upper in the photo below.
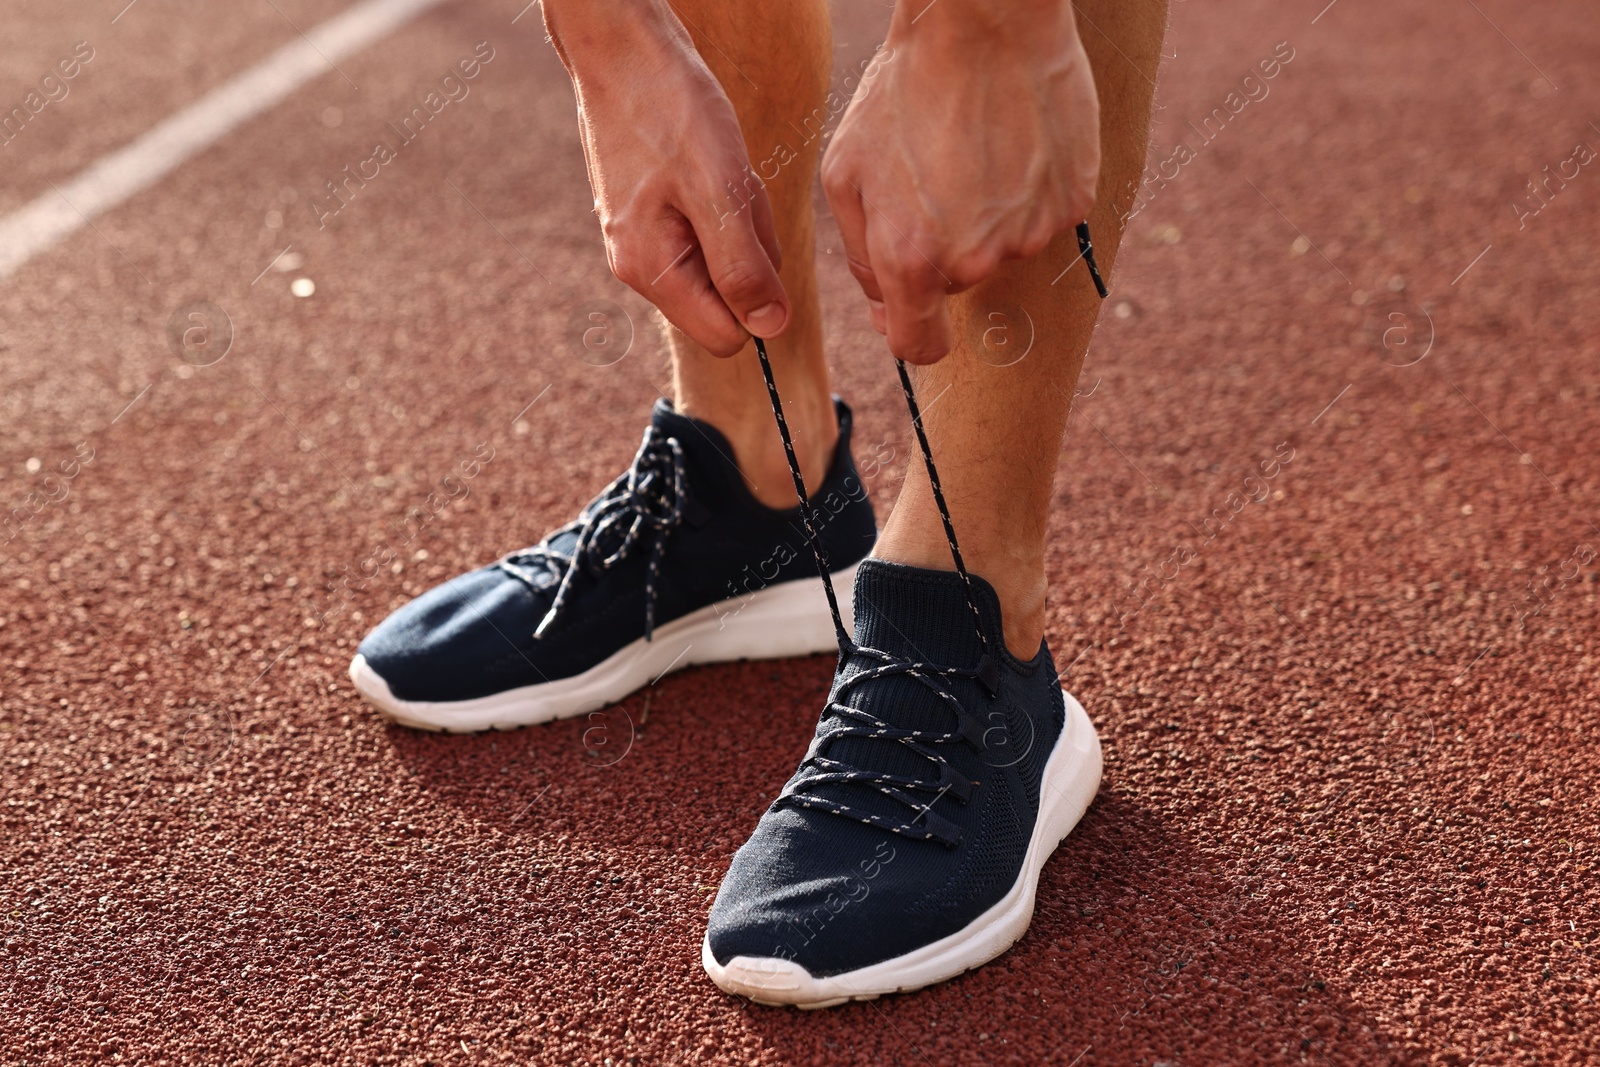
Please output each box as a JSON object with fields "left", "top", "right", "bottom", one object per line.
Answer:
{"left": 356, "top": 399, "right": 876, "bottom": 702}
{"left": 706, "top": 559, "right": 1067, "bottom": 977}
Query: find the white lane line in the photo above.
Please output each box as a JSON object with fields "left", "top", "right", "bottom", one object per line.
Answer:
{"left": 0, "top": 0, "right": 446, "bottom": 279}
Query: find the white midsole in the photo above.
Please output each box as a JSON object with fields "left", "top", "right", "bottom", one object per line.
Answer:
{"left": 701, "top": 689, "right": 1103, "bottom": 1008}
{"left": 349, "top": 562, "right": 860, "bottom": 732}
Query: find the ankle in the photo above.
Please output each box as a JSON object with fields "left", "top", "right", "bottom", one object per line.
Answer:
{"left": 994, "top": 576, "right": 1047, "bottom": 660}
{"left": 696, "top": 402, "right": 838, "bottom": 509}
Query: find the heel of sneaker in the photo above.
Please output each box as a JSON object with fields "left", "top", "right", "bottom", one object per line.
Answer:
{"left": 1041, "top": 691, "right": 1103, "bottom": 850}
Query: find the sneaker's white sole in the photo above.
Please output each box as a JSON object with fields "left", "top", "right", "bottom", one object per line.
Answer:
{"left": 701, "top": 689, "right": 1102, "bottom": 1009}
{"left": 348, "top": 562, "right": 860, "bottom": 733}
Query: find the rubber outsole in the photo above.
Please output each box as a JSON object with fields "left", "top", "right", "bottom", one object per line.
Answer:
{"left": 349, "top": 563, "right": 860, "bottom": 733}
{"left": 701, "top": 689, "right": 1102, "bottom": 1008}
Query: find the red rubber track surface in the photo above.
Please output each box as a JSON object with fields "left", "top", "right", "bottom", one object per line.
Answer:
{"left": 3, "top": 0, "right": 1598, "bottom": 1064}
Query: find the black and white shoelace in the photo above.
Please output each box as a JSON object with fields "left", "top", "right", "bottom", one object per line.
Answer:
{"left": 759, "top": 223, "right": 1108, "bottom": 846}
{"left": 497, "top": 424, "right": 687, "bottom": 642}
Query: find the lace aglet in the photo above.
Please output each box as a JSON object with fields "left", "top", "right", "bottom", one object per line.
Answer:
{"left": 532, "top": 609, "right": 556, "bottom": 641}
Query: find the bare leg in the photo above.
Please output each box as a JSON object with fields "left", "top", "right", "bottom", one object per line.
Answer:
{"left": 664, "top": 0, "right": 837, "bottom": 507}
{"left": 872, "top": 0, "right": 1169, "bottom": 658}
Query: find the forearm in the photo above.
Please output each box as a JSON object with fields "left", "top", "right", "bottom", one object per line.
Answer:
{"left": 541, "top": 0, "right": 694, "bottom": 79}
{"left": 887, "top": 0, "right": 1080, "bottom": 48}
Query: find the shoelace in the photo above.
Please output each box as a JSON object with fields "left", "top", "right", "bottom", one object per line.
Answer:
{"left": 758, "top": 223, "right": 1108, "bottom": 847}
{"left": 497, "top": 425, "right": 687, "bottom": 641}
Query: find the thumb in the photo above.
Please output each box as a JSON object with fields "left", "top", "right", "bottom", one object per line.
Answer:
{"left": 685, "top": 183, "right": 790, "bottom": 339}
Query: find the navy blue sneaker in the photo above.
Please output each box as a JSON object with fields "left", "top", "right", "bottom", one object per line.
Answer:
{"left": 348, "top": 399, "right": 876, "bottom": 732}
{"left": 701, "top": 559, "right": 1102, "bottom": 1007}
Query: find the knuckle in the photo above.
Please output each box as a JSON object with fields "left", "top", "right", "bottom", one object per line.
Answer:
{"left": 883, "top": 241, "right": 936, "bottom": 283}
{"left": 946, "top": 249, "right": 1000, "bottom": 289}
{"left": 609, "top": 250, "right": 645, "bottom": 290}
{"left": 820, "top": 157, "right": 850, "bottom": 198}
{"left": 1017, "top": 230, "right": 1054, "bottom": 262}
{"left": 845, "top": 256, "right": 879, "bottom": 287}
{"left": 711, "top": 259, "right": 771, "bottom": 305}
{"left": 600, "top": 217, "right": 646, "bottom": 287}
{"left": 598, "top": 211, "right": 633, "bottom": 247}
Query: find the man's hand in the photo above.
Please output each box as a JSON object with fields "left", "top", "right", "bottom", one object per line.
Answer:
{"left": 543, "top": 0, "right": 788, "bottom": 356}
{"left": 822, "top": 1, "right": 1101, "bottom": 364}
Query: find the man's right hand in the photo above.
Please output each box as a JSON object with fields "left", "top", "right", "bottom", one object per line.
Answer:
{"left": 821, "top": 0, "right": 1102, "bottom": 365}
{"left": 542, "top": 0, "right": 789, "bottom": 356}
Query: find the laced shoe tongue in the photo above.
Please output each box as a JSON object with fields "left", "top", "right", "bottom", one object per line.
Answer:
{"left": 802, "top": 560, "right": 1004, "bottom": 824}
{"left": 509, "top": 413, "right": 690, "bottom": 583}
{"left": 504, "top": 520, "right": 589, "bottom": 588}
{"left": 849, "top": 559, "right": 999, "bottom": 669}
{"left": 534, "top": 527, "right": 582, "bottom": 575}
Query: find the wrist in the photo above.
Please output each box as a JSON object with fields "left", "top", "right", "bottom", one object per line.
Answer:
{"left": 542, "top": 0, "right": 691, "bottom": 79}
{"left": 891, "top": 0, "right": 1078, "bottom": 48}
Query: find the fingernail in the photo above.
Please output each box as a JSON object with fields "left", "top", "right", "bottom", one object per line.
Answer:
{"left": 745, "top": 302, "right": 786, "bottom": 336}
{"left": 868, "top": 299, "right": 886, "bottom": 334}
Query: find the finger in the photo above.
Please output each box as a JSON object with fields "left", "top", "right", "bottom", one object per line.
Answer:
{"left": 684, "top": 186, "right": 790, "bottom": 340}
{"left": 867, "top": 213, "right": 951, "bottom": 365}
{"left": 821, "top": 168, "right": 884, "bottom": 306}
{"left": 612, "top": 214, "right": 747, "bottom": 357}
{"left": 867, "top": 298, "right": 886, "bottom": 335}
{"left": 652, "top": 245, "right": 751, "bottom": 356}
{"left": 748, "top": 183, "right": 782, "bottom": 277}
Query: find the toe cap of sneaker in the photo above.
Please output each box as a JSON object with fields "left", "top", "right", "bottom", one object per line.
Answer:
{"left": 704, "top": 808, "right": 964, "bottom": 979}
{"left": 356, "top": 566, "right": 542, "bottom": 702}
